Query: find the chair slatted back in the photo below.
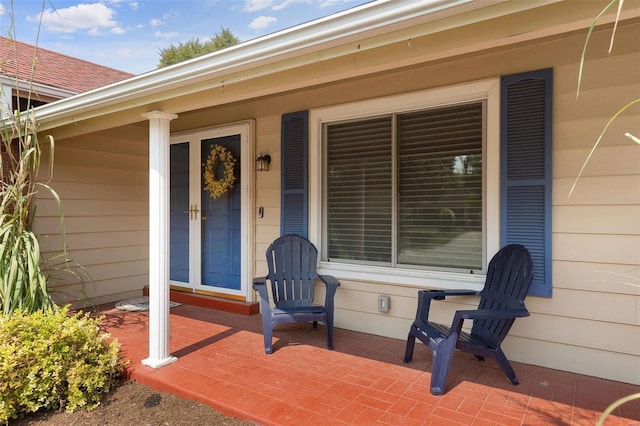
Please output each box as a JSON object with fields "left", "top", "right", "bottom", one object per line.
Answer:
{"left": 471, "top": 244, "right": 533, "bottom": 347}
{"left": 266, "top": 235, "right": 319, "bottom": 307}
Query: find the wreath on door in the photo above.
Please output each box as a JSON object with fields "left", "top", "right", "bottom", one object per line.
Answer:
{"left": 203, "top": 144, "right": 236, "bottom": 199}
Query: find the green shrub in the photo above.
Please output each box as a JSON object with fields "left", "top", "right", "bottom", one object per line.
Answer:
{"left": 0, "top": 306, "right": 127, "bottom": 423}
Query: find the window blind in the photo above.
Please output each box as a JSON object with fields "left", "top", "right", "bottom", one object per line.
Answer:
{"left": 325, "top": 102, "right": 483, "bottom": 270}
{"left": 326, "top": 116, "right": 392, "bottom": 263}
{"left": 397, "top": 102, "right": 483, "bottom": 269}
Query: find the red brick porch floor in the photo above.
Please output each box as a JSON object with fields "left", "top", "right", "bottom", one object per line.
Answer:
{"left": 99, "top": 303, "right": 639, "bottom": 425}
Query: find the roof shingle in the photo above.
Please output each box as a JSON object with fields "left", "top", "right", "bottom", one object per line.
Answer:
{"left": 0, "top": 37, "right": 134, "bottom": 94}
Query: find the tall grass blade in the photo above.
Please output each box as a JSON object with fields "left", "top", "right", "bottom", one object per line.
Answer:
{"left": 569, "top": 98, "right": 640, "bottom": 197}
{"left": 577, "top": 0, "right": 618, "bottom": 99}
{"left": 609, "top": 0, "right": 624, "bottom": 53}
{"left": 0, "top": 1, "right": 91, "bottom": 315}
{"left": 597, "top": 393, "right": 640, "bottom": 426}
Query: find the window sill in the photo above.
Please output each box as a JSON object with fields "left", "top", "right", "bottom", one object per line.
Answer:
{"left": 317, "top": 261, "right": 485, "bottom": 291}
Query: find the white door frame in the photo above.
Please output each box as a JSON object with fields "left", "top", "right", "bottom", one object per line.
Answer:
{"left": 169, "top": 121, "right": 254, "bottom": 300}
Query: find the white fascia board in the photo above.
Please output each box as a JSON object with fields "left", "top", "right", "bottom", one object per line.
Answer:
{"left": 33, "top": 0, "right": 562, "bottom": 130}
{"left": 0, "top": 76, "right": 78, "bottom": 99}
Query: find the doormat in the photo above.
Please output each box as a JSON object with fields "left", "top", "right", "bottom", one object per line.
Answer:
{"left": 115, "top": 296, "right": 182, "bottom": 312}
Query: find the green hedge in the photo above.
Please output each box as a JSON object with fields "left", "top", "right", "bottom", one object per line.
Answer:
{"left": 0, "top": 307, "right": 127, "bottom": 423}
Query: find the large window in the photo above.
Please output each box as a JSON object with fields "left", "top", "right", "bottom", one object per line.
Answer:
{"left": 305, "top": 73, "right": 549, "bottom": 294}
{"left": 324, "top": 101, "right": 485, "bottom": 272}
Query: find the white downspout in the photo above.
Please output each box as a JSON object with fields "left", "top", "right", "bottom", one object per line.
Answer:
{"left": 141, "top": 110, "right": 178, "bottom": 369}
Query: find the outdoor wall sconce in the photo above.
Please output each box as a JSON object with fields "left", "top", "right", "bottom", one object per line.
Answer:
{"left": 256, "top": 153, "right": 271, "bottom": 172}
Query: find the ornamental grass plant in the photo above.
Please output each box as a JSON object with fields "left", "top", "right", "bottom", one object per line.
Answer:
{"left": 0, "top": 1, "right": 91, "bottom": 315}
{"left": 0, "top": 3, "right": 125, "bottom": 422}
{"left": 0, "top": 0, "right": 57, "bottom": 314}
{"left": 0, "top": 107, "right": 56, "bottom": 315}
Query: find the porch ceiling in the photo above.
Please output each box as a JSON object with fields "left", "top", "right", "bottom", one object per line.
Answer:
{"left": 33, "top": 0, "right": 638, "bottom": 141}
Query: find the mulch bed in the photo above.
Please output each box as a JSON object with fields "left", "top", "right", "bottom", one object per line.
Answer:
{"left": 11, "top": 381, "right": 254, "bottom": 425}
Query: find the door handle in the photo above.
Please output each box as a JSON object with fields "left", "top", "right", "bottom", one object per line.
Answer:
{"left": 183, "top": 204, "right": 200, "bottom": 220}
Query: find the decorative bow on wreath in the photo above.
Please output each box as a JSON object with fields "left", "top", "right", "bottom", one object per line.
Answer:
{"left": 203, "top": 144, "right": 236, "bottom": 199}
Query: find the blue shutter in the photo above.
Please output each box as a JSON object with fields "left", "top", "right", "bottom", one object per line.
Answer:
{"left": 501, "top": 69, "right": 552, "bottom": 297}
{"left": 281, "top": 111, "right": 309, "bottom": 238}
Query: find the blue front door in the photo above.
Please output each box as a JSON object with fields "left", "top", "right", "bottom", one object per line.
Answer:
{"left": 169, "top": 127, "right": 245, "bottom": 297}
{"left": 200, "top": 136, "right": 241, "bottom": 290}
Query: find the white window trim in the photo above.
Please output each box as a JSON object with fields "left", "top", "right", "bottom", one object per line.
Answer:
{"left": 309, "top": 78, "right": 500, "bottom": 290}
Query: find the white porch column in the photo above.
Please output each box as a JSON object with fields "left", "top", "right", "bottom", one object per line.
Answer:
{"left": 141, "top": 110, "right": 178, "bottom": 369}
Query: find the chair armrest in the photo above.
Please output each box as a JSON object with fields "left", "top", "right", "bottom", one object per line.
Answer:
{"left": 252, "top": 277, "right": 272, "bottom": 312}
{"left": 252, "top": 277, "right": 266, "bottom": 285}
{"left": 414, "top": 289, "right": 479, "bottom": 323}
{"left": 252, "top": 277, "right": 267, "bottom": 290}
{"left": 456, "top": 308, "right": 530, "bottom": 321}
{"left": 450, "top": 308, "right": 530, "bottom": 333}
{"left": 318, "top": 274, "right": 340, "bottom": 288}
{"left": 428, "top": 289, "right": 479, "bottom": 300}
{"left": 319, "top": 275, "right": 340, "bottom": 306}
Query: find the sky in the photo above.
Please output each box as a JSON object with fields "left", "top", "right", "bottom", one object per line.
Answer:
{"left": 0, "top": 0, "right": 371, "bottom": 75}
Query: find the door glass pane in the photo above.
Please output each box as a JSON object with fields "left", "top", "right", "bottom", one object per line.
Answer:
{"left": 170, "top": 142, "right": 190, "bottom": 282}
{"left": 201, "top": 135, "right": 241, "bottom": 290}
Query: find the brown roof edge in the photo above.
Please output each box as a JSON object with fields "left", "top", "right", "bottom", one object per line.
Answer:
{"left": 0, "top": 36, "right": 135, "bottom": 94}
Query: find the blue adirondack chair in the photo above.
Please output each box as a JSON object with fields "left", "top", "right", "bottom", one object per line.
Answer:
{"left": 252, "top": 235, "right": 340, "bottom": 354}
{"left": 403, "top": 244, "right": 534, "bottom": 395}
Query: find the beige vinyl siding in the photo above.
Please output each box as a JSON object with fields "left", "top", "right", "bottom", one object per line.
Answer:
{"left": 553, "top": 260, "right": 640, "bottom": 296}
{"left": 253, "top": 114, "right": 282, "bottom": 279}
{"left": 543, "top": 21, "right": 639, "bottom": 384}
{"left": 251, "top": 20, "right": 638, "bottom": 384}
{"left": 33, "top": 125, "right": 149, "bottom": 306}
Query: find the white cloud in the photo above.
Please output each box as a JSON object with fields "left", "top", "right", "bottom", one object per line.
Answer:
{"left": 149, "top": 11, "right": 177, "bottom": 29}
{"left": 154, "top": 30, "right": 179, "bottom": 39}
{"left": 111, "top": 26, "right": 125, "bottom": 35}
{"left": 272, "top": 0, "right": 311, "bottom": 12}
{"left": 244, "top": 0, "right": 313, "bottom": 12}
{"left": 130, "top": 2, "right": 139, "bottom": 10}
{"left": 249, "top": 16, "right": 277, "bottom": 31}
{"left": 0, "top": 4, "right": 5, "bottom": 16}
{"left": 243, "top": 0, "right": 273, "bottom": 13}
{"left": 162, "top": 10, "right": 179, "bottom": 21}
{"left": 30, "top": 3, "right": 118, "bottom": 34}
{"left": 319, "top": 0, "right": 355, "bottom": 7}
